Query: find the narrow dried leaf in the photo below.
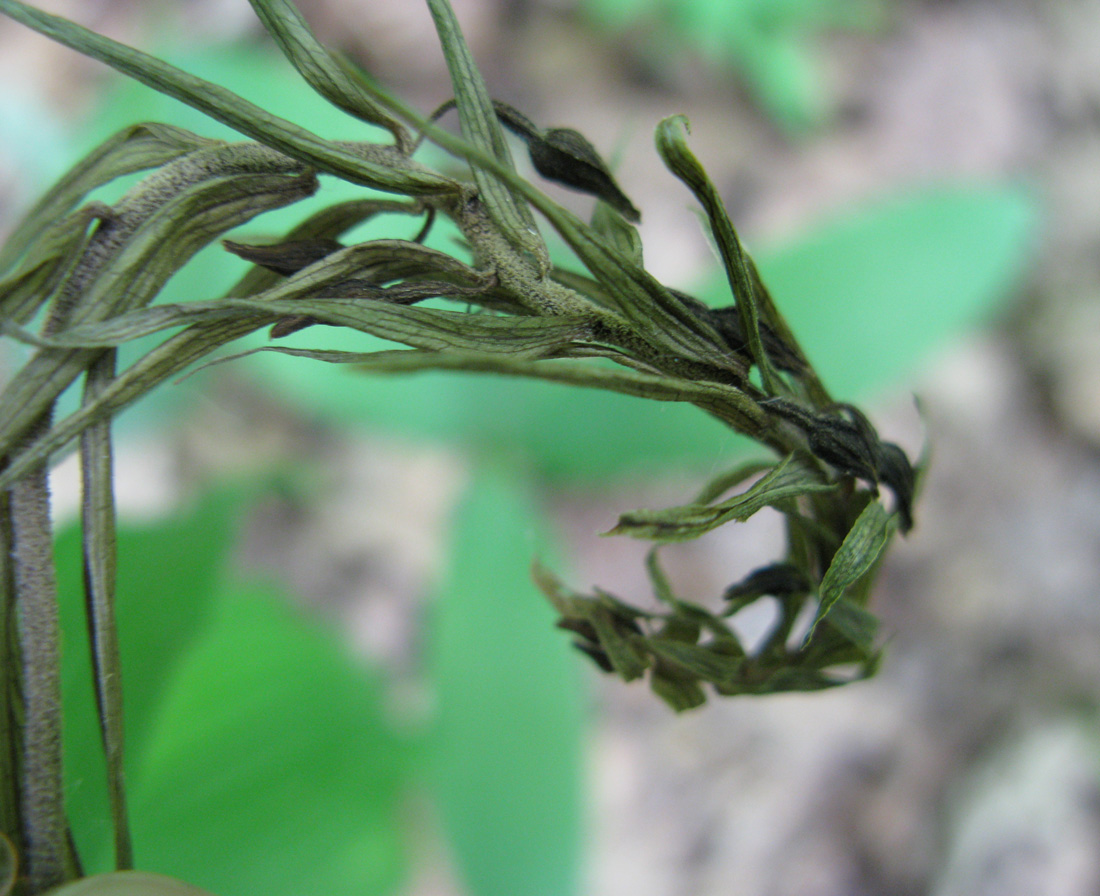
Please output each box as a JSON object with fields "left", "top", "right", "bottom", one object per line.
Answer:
{"left": 722, "top": 563, "right": 811, "bottom": 608}
{"left": 647, "top": 639, "right": 742, "bottom": 685}
{"left": 528, "top": 203, "right": 741, "bottom": 376}
{"left": 692, "top": 457, "right": 774, "bottom": 504}
{"left": 0, "top": 317, "right": 267, "bottom": 493}
{"left": 0, "top": 501, "right": 17, "bottom": 852}
{"left": 590, "top": 201, "right": 643, "bottom": 267}
{"left": 648, "top": 669, "right": 706, "bottom": 712}
{"left": 223, "top": 198, "right": 423, "bottom": 298}
{"left": 819, "top": 598, "right": 879, "bottom": 654}
{"left": 494, "top": 101, "right": 640, "bottom": 222}
{"left": 47, "top": 298, "right": 592, "bottom": 359}
{"left": 247, "top": 0, "right": 411, "bottom": 149}
{"left": 78, "top": 351, "right": 132, "bottom": 870}
{"left": 222, "top": 237, "right": 344, "bottom": 276}
{"left": 0, "top": 832, "right": 14, "bottom": 896}
{"left": 0, "top": 203, "right": 110, "bottom": 326}
{"left": 0, "top": 148, "right": 316, "bottom": 462}
{"left": 0, "top": 0, "right": 458, "bottom": 195}
{"left": 0, "top": 123, "right": 213, "bottom": 276}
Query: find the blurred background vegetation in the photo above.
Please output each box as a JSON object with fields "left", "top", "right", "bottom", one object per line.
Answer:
{"left": 3, "top": 0, "right": 1098, "bottom": 894}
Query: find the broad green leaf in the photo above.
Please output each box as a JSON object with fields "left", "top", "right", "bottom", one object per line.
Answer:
{"left": 131, "top": 586, "right": 409, "bottom": 896}
{"left": 246, "top": 0, "right": 410, "bottom": 149}
{"left": 430, "top": 468, "right": 584, "bottom": 896}
{"left": 0, "top": 0, "right": 458, "bottom": 196}
{"left": 59, "top": 493, "right": 241, "bottom": 867}
{"left": 610, "top": 451, "right": 834, "bottom": 542}
{"left": 702, "top": 185, "right": 1038, "bottom": 398}
{"left": 58, "top": 492, "right": 414, "bottom": 895}
{"left": 808, "top": 498, "right": 895, "bottom": 637}
{"left": 43, "top": 871, "right": 216, "bottom": 896}
{"left": 424, "top": 0, "right": 547, "bottom": 268}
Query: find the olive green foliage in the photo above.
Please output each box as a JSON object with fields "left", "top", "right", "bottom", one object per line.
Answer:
{"left": 0, "top": 0, "right": 920, "bottom": 892}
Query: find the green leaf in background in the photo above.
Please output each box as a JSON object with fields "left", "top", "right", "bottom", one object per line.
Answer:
{"left": 700, "top": 185, "right": 1038, "bottom": 399}
{"left": 43, "top": 871, "right": 216, "bottom": 896}
{"left": 429, "top": 467, "right": 585, "bottom": 896}
{"left": 57, "top": 492, "right": 415, "bottom": 896}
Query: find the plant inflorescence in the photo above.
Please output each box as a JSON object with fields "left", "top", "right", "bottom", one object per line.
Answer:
{"left": 0, "top": 0, "right": 918, "bottom": 891}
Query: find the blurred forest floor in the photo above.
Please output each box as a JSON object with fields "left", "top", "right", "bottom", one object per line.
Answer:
{"left": 3, "top": 1, "right": 1100, "bottom": 894}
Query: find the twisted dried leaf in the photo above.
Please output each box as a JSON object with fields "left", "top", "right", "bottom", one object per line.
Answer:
{"left": 610, "top": 452, "right": 835, "bottom": 542}
{"left": 656, "top": 114, "right": 780, "bottom": 392}
{"left": 0, "top": 145, "right": 317, "bottom": 461}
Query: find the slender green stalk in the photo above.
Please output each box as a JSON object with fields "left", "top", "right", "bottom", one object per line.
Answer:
{"left": 79, "top": 350, "right": 132, "bottom": 871}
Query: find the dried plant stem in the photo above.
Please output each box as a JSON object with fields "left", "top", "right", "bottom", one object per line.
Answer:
{"left": 8, "top": 418, "right": 79, "bottom": 892}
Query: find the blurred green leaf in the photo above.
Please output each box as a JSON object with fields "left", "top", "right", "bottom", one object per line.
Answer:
{"left": 429, "top": 468, "right": 585, "bottom": 896}
{"left": 701, "top": 184, "right": 1038, "bottom": 398}
{"left": 581, "top": 0, "right": 881, "bottom": 133}
{"left": 57, "top": 492, "right": 414, "bottom": 896}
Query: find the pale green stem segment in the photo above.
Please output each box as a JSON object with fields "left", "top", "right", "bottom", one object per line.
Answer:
{"left": 423, "top": 0, "right": 549, "bottom": 270}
